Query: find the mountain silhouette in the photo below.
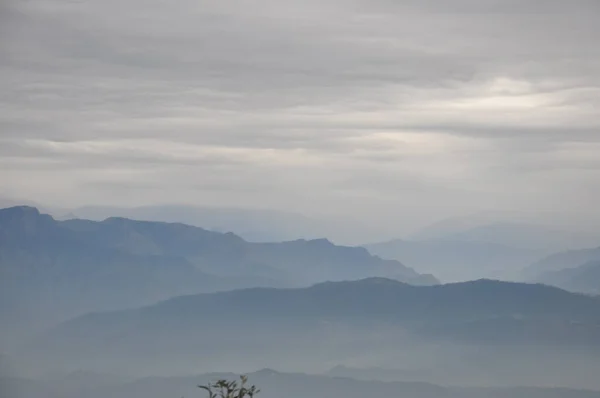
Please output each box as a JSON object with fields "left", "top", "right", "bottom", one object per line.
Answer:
{"left": 26, "top": 278, "right": 600, "bottom": 376}
{"left": 0, "top": 206, "right": 436, "bottom": 344}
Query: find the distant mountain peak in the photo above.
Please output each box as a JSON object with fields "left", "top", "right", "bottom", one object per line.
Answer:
{"left": 308, "top": 238, "right": 333, "bottom": 245}
{"left": 0, "top": 205, "right": 41, "bottom": 217}
{"left": 356, "top": 276, "right": 408, "bottom": 285}
{"left": 0, "top": 206, "right": 54, "bottom": 231}
{"left": 102, "top": 216, "right": 135, "bottom": 224}
{"left": 292, "top": 237, "right": 333, "bottom": 246}
{"left": 311, "top": 277, "right": 410, "bottom": 290}
{"left": 252, "top": 368, "right": 281, "bottom": 377}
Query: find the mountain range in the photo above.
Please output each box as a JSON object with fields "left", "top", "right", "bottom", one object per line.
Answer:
{"left": 525, "top": 246, "right": 600, "bottom": 276}
{"left": 0, "top": 206, "right": 436, "bottom": 346}
{"left": 59, "top": 204, "right": 326, "bottom": 243}
{"left": 523, "top": 246, "right": 600, "bottom": 293}
{"left": 410, "top": 213, "right": 600, "bottom": 252}
{"left": 5, "top": 369, "right": 600, "bottom": 398}
{"left": 4, "top": 204, "right": 600, "bottom": 392}
{"left": 534, "top": 260, "right": 600, "bottom": 294}
{"left": 22, "top": 278, "right": 600, "bottom": 384}
{"left": 365, "top": 239, "right": 542, "bottom": 282}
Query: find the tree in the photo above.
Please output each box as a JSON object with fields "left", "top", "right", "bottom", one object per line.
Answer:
{"left": 199, "top": 375, "right": 259, "bottom": 398}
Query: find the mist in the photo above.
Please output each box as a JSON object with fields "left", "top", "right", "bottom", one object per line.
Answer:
{"left": 2, "top": 0, "right": 600, "bottom": 397}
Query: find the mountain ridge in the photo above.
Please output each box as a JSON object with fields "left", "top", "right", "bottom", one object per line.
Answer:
{"left": 6, "top": 369, "right": 600, "bottom": 398}
{"left": 0, "top": 205, "right": 437, "bottom": 346}
{"left": 366, "top": 238, "right": 543, "bottom": 282}
{"left": 525, "top": 246, "right": 600, "bottom": 277}
{"left": 21, "top": 278, "right": 600, "bottom": 384}
{"left": 535, "top": 260, "right": 600, "bottom": 294}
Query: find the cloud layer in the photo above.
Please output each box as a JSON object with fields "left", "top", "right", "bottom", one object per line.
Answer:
{"left": 1, "top": 0, "right": 599, "bottom": 234}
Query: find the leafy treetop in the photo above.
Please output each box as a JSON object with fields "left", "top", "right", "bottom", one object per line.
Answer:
{"left": 199, "top": 375, "right": 260, "bottom": 398}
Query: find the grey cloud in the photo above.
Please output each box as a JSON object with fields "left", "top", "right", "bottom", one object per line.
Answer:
{"left": 1, "top": 0, "right": 599, "bottom": 237}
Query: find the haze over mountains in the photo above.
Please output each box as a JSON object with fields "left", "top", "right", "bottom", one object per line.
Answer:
{"left": 2, "top": 202, "right": 600, "bottom": 397}
{"left": 3, "top": 203, "right": 600, "bottom": 341}
{"left": 5, "top": 369, "right": 600, "bottom": 398}
{"left": 525, "top": 246, "right": 600, "bottom": 276}
{"left": 6, "top": 195, "right": 600, "bottom": 284}
{"left": 3, "top": 0, "right": 600, "bottom": 395}
{"left": 366, "top": 239, "right": 542, "bottom": 282}
{"left": 38, "top": 199, "right": 600, "bottom": 285}
{"left": 58, "top": 204, "right": 337, "bottom": 243}
{"left": 535, "top": 260, "right": 600, "bottom": 295}
{"left": 0, "top": 205, "right": 436, "bottom": 345}
{"left": 366, "top": 212, "right": 600, "bottom": 282}
{"left": 522, "top": 246, "right": 600, "bottom": 294}
{"left": 0, "top": 196, "right": 403, "bottom": 245}
{"left": 15, "top": 277, "right": 600, "bottom": 389}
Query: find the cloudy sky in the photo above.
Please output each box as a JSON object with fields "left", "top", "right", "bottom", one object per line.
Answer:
{"left": 1, "top": 0, "right": 599, "bottom": 233}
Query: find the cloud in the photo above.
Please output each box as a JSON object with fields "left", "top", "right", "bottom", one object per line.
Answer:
{"left": 0, "top": 0, "right": 599, "bottom": 236}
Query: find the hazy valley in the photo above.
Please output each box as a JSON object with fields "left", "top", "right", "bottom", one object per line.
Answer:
{"left": 2, "top": 203, "right": 600, "bottom": 397}
{"left": 4, "top": 0, "right": 600, "bottom": 394}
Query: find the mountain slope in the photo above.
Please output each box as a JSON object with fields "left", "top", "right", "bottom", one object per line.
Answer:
{"left": 6, "top": 370, "right": 600, "bottom": 398}
{"left": 524, "top": 246, "right": 600, "bottom": 278}
{"left": 1, "top": 206, "right": 436, "bottom": 345}
{"left": 26, "top": 278, "right": 600, "bottom": 376}
{"left": 412, "top": 220, "right": 598, "bottom": 252}
{"left": 536, "top": 260, "right": 600, "bottom": 294}
{"left": 366, "top": 239, "right": 542, "bottom": 282}
{"left": 0, "top": 207, "right": 260, "bottom": 345}
{"left": 62, "top": 204, "right": 382, "bottom": 244}
{"left": 58, "top": 213, "right": 437, "bottom": 285}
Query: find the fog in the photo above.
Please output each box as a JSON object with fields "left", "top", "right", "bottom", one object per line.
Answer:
{"left": 2, "top": 0, "right": 600, "bottom": 397}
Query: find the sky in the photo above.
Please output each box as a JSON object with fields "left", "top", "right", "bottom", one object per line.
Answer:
{"left": 1, "top": 0, "right": 599, "bottom": 233}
